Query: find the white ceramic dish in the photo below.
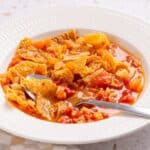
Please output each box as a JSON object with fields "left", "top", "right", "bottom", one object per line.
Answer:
{"left": 0, "top": 7, "right": 150, "bottom": 144}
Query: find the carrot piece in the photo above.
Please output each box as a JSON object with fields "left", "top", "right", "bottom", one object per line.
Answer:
{"left": 8, "top": 55, "right": 22, "bottom": 67}
{"left": 32, "top": 38, "right": 52, "bottom": 50}
{"left": 129, "top": 75, "right": 144, "bottom": 92}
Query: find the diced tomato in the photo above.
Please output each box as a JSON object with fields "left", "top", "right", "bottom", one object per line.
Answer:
{"left": 56, "top": 86, "right": 75, "bottom": 100}
{"left": 64, "top": 107, "right": 73, "bottom": 116}
{"left": 119, "top": 90, "right": 135, "bottom": 104}
{"left": 96, "top": 89, "right": 109, "bottom": 101}
{"left": 92, "top": 71, "right": 112, "bottom": 87}
{"left": 123, "top": 77, "right": 130, "bottom": 85}
{"left": 76, "top": 111, "right": 83, "bottom": 118}
{"left": 96, "top": 89, "right": 116, "bottom": 103}
{"left": 49, "top": 51, "right": 56, "bottom": 57}
{"left": 64, "top": 87, "right": 75, "bottom": 97}
{"left": 126, "top": 55, "right": 141, "bottom": 67}
{"left": 58, "top": 115, "right": 73, "bottom": 123}
{"left": 111, "top": 78, "right": 123, "bottom": 89}
{"left": 92, "top": 70, "right": 123, "bottom": 89}
{"left": 84, "top": 113, "right": 93, "bottom": 121}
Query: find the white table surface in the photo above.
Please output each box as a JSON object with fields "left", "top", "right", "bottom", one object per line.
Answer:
{"left": 0, "top": 0, "right": 150, "bottom": 150}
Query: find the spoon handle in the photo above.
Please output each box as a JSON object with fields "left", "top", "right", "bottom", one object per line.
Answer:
{"left": 78, "top": 100, "right": 150, "bottom": 119}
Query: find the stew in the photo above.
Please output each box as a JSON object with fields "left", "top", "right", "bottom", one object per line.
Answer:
{"left": 0, "top": 30, "right": 144, "bottom": 123}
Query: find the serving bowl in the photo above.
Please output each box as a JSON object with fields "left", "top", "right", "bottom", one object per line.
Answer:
{"left": 0, "top": 7, "right": 150, "bottom": 144}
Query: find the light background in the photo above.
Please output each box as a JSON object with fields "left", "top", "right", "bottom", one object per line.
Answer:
{"left": 0, "top": 0, "right": 150, "bottom": 150}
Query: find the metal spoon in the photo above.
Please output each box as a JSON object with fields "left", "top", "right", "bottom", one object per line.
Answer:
{"left": 77, "top": 100, "right": 150, "bottom": 119}
{"left": 24, "top": 74, "right": 50, "bottom": 101}
{"left": 24, "top": 74, "right": 150, "bottom": 119}
{"left": 26, "top": 74, "right": 50, "bottom": 80}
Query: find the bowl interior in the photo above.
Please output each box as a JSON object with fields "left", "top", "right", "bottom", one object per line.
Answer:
{"left": 0, "top": 28, "right": 149, "bottom": 119}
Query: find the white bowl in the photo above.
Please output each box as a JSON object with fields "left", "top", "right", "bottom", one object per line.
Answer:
{"left": 0, "top": 7, "right": 150, "bottom": 144}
